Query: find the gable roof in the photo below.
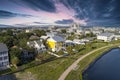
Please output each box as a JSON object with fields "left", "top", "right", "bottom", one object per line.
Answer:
{"left": 0, "top": 43, "right": 8, "bottom": 52}
{"left": 53, "top": 36, "right": 65, "bottom": 42}
{"left": 47, "top": 36, "right": 65, "bottom": 42}
{"left": 98, "top": 32, "right": 114, "bottom": 37}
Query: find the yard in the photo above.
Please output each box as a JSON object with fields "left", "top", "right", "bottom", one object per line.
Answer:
{"left": 1, "top": 40, "right": 120, "bottom": 80}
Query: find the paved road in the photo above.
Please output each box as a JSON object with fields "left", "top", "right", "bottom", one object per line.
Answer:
{"left": 58, "top": 44, "right": 115, "bottom": 80}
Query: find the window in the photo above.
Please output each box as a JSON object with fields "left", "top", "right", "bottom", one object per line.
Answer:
{"left": 4, "top": 56, "right": 8, "bottom": 60}
{"left": 0, "top": 57, "right": 2, "bottom": 60}
{"left": 0, "top": 63, "right": 3, "bottom": 67}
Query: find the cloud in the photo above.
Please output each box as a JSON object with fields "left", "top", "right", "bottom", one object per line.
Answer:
{"left": 55, "top": 19, "right": 74, "bottom": 24}
{"left": 12, "top": 0, "right": 56, "bottom": 12}
{"left": 60, "top": 0, "right": 120, "bottom": 26}
{"left": 0, "top": 10, "right": 33, "bottom": 19}
{"left": 34, "top": 22, "right": 48, "bottom": 24}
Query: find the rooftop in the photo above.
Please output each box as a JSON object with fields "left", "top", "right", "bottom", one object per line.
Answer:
{"left": 0, "top": 43, "right": 8, "bottom": 52}
{"left": 98, "top": 32, "right": 114, "bottom": 37}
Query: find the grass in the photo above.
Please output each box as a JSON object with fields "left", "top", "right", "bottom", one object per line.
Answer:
{"left": 13, "top": 42, "right": 110, "bottom": 80}
{"left": 1, "top": 40, "right": 120, "bottom": 80}
{"left": 65, "top": 44, "right": 119, "bottom": 80}
{"left": 15, "top": 57, "right": 74, "bottom": 80}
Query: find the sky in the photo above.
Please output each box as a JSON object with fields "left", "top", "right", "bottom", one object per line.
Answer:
{"left": 0, "top": 0, "right": 120, "bottom": 26}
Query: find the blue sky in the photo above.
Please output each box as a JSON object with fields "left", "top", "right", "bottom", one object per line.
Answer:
{"left": 0, "top": 0, "right": 120, "bottom": 26}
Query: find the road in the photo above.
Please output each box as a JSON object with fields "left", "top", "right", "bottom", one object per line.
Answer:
{"left": 58, "top": 44, "right": 115, "bottom": 80}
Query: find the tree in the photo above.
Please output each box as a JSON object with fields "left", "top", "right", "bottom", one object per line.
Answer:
{"left": 10, "top": 47, "right": 22, "bottom": 58}
{"left": 34, "top": 30, "right": 46, "bottom": 37}
{"left": 3, "top": 36, "right": 14, "bottom": 48}
{"left": 19, "top": 38, "right": 27, "bottom": 48}
{"left": 16, "top": 32, "right": 33, "bottom": 40}
{"left": 11, "top": 56, "right": 20, "bottom": 68}
{"left": 10, "top": 48, "right": 22, "bottom": 68}
{"left": 6, "top": 29, "right": 13, "bottom": 36}
{"left": 86, "top": 32, "right": 95, "bottom": 37}
{"left": 61, "top": 29, "right": 66, "bottom": 33}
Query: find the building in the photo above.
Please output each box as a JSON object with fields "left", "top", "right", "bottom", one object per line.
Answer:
{"left": 29, "top": 35, "right": 39, "bottom": 40}
{"left": 92, "top": 30, "right": 103, "bottom": 35}
{"left": 114, "top": 34, "right": 120, "bottom": 40}
{"left": 64, "top": 40, "right": 74, "bottom": 46}
{"left": 73, "top": 39, "right": 85, "bottom": 45}
{"left": 27, "top": 40, "right": 46, "bottom": 53}
{"left": 0, "top": 43, "right": 9, "bottom": 70}
{"left": 97, "top": 32, "right": 115, "bottom": 42}
{"left": 47, "top": 36, "right": 65, "bottom": 52}
{"left": 25, "top": 29, "right": 33, "bottom": 33}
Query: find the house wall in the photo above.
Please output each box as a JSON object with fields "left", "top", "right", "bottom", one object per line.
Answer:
{"left": 47, "top": 41, "right": 56, "bottom": 50}
{"left": 97, "top": 36, "right": 108, "bottom": 41}
{"left": 55, "top": 42, "right": 63, "bottom": 52}
{"left": 97, "top": 35, "right": 114, "bottom": 42}
{"left": 0, "top": 51, "right": 9, "bottom": 70}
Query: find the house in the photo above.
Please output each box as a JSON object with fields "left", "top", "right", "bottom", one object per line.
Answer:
{"left": 73, "top": 39, "right": 85, "bottom": 45}
{"left": 27, "top": 40, "right": 46, "bottom": 53}
{"left": 114, "top": 34, "right": 120, "bottom": 40}
{"left": 80, "top": 37, "right": 95, "bottom": 43}
{"left": 40, "top": 36, "right": 49, "bottom": 40}
{"left": 64, "top": 40, "right": 74, "bottom": 46}
{"left": 25, "top": 29, "right": 33, "bottom": 33}
{"left": 21, "top": 49, "right": 35, "bottom": 63}
{"left": 46, "top": 32, "right": 57, "bottom": 37}
{"left": 29, "top": 35, "right": 39, "bottom": 40}
{"left": 47, "top": 36, "right": 65, "bottom": 52}
{"left": 67, "top": 23, "right": 83, "bottom": 35}
{"left": 92, "top": 30, "right": 103, "bottom": 35}
{"left": 97, "top": 32, "right": 115, "bottom": 42}
{"left": 0, "top": 43, "right": 9, "bottom": 70}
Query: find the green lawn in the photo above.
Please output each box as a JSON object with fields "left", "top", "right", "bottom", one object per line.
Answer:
{"left": 3, "top": 40, "right": 120, "bottom": 80}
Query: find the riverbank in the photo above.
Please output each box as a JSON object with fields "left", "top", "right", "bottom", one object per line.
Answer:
{"left": 83, "top": 48, "right": 120, "bottom": 80}
{"left": 84, "top": 47, "right": 119, "bottom": 73}
{"left": 65, "top": 44, "right": 120, "bottom": 80}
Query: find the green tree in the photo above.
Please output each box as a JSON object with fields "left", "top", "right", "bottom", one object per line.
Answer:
{"left": 10, "top": 48, "right": 22, "bottom": 58}
{"left": 10, "top": 48, "right": 22, "bottom": 68}
{"left": 19, "top": 38, "right": 27, "bottom": 48}
{"left": 6, "top": 29, "right": 13, "bottom": 36}
{"left": 11, "top": 56, "right": 20, "bottom": 68}
{"left": 34, "top": 30, "right": 46, "bottom": 37}
{"left": 61, "top": 29, "right": 66, "bottom": 33}
{"left": 3, "top": 36, "right": 14, "bottom": 48}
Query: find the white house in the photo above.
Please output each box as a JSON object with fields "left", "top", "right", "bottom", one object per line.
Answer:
{"left": 0, "top": 43, "right": 9, "bottom": 70}
{"left": 40, "top": 36, "right": 49, "bottom": 40}
{"left": 64, "top": 40, "right": 74, "bottom": 46}
{"left": 114, "top": 35, "right": 120, "bottom": 40}
{"left": 97, "top": 32, "right": 115, "bottom": 42}
{"left": 27, "top": 40, "right": 46, "bottom": 53}
{"left": 92, "top": 30, "right": 103, "bottom": 35}
{"left": 67, "top": 23, "right": 83, "bottom": 34}
{"left": 73, "top": 39, "right": 85, "bottom": 45}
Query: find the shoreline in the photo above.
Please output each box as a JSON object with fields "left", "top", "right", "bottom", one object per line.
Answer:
{"left": 82, "top": 47, "right": 119, "bottom": 79}
{"left": 64, "top": 44, "right": 120, "bottom": 80}
{"left": 82, "top": 47, "right": 119, "bottom": 73}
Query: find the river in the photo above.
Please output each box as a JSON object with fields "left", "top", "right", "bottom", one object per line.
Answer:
{"left": 83, "top": 48, "right": 120, "bottom": 80}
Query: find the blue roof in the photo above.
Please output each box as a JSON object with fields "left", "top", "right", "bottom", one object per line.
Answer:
{"left": 99, "top": 32, "right": 114, "bottom": 37}
{"left": 53, "top": 36, "right": 65, "bottom": 42}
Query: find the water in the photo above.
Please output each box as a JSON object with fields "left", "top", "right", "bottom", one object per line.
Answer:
{"left": 83, "top": 48, "right": 120, "bottom": 80}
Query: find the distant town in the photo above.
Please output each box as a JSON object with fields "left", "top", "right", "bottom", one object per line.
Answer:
{"left": 0, "top": 23, "right": 120, "bottom": 80}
